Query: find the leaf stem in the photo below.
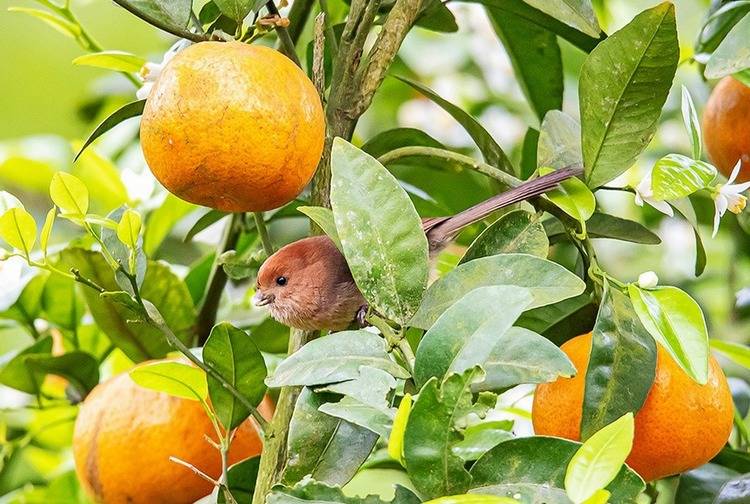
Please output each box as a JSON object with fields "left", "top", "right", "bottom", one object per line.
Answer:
{"left": 265, "top": 1, "right": 301, "bottom": 67}
{"left": 253, "top": 212, "right": 275, "bottom": 256}
{"left": 111, "top": 0, "right": 209, "bottom": 42}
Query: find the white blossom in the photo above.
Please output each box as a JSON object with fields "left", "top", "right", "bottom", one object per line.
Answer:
{"left": 136, "top": 40, "right": 191, "bottom": 100}
{"left": 637, "top": 271, "right": 659, "bottom": 289}
{"left": 633, "top": 172, "right": 674, "bottom": 217}
{"left": 712, "top": 160, "right": 750, "bottom": 237}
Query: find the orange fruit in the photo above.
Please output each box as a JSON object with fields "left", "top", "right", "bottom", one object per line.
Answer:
{"left": 73, "top": 363, "right": 274, "bottom": 504}
{"left": 532, "top": 333, "right": 734, "bottom": 481}
{"left": 703, "top": 76, "right": 750, "bottom": 182}
{"left": 140, "top": 41, "right": 325, "bottom": 212}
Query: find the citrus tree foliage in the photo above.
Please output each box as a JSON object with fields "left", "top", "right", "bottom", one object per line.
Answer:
{"left": 2, "top": 0, "right": 750, "bottom": 503}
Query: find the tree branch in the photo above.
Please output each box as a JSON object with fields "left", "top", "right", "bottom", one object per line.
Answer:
{"left": 112, "top": 0, "right": 209, "bottom": 42}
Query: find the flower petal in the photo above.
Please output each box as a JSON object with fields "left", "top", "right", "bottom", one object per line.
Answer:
{"left": 728, "top": 159, "right": 743, "bottom": 184}
{"left": 647, "top": 198, "right": 674, "bottom": 217}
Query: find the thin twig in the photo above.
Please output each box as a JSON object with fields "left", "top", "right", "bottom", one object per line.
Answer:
{"left": 265, "top": 1, "right": 301, "bottom": 66}
{"left": 253, "top": 212, "right": 275, "bottom": 256}
{"left": 170, "top": 456, "right": 221, "bottom": 486}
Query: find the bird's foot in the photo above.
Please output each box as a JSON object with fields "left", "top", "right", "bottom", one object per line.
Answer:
{"left": 356, "top": 304, "right": 370, "bottom": 328}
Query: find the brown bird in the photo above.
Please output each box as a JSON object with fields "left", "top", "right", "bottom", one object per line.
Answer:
{"left": 253, "top": 165, "right": 582, "bottom": 331}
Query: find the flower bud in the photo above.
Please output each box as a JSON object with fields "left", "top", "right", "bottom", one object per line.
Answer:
{"left": 637, "top": 271, "right": 659, "bottom": 288}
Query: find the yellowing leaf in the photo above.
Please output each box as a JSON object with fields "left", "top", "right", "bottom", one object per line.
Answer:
{"left": 129, "top": 361, "right": 208, "bottom": 401}
{"left": 73, "top": 51, "right": 146, "bottom": 73}
{"left": 582, "top": 489, "right": 611, "bottom": 504}
{"left": 117, "top": 209, "right": 142, "bottom": 249}
{"left": 40, "top": 208, "right": 56, "bottom": 257}
{"left": 49, "top": 172, "right": 89, "bottom": 216}
{"left": 565, "top": 413, "right": 635, "bottom": 503}
{"left": 0, "top": 208, "right": 37, "bottom": 256}
{"left": 387, "top": 393, "right": 412, "bottom": 466}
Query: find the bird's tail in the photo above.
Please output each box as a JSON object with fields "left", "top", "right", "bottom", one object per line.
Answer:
{"left": 423, "top": 164, "right": 584, "bottom": 251}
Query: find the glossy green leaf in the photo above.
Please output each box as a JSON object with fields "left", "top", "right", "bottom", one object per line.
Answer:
{"left": 452, "top": 421, "right": 514, "bottom": 461}
{"left": 650, "top": 154, "right": 717, "bottom": 201}
{"left": 681, "top": 86, "right": 702, "bottom": 160}
{"left": 417, "top": 0, "right": 459, "bottom": 32}
{"left": 581, "top": 3, "right": 678, "bottom": 188}
{"left": 39, "top": 208, "right": 56, "bottom": 257}
{"left": 0, "top": 337, "right": 53, "bottom": 394}
{"left": 675, "top": 463, "right": 739, "bottom": 504}
{"left": 266, "top": 330, "right": 409, "bottom": 388}
{"left": 42, "top": 272, "right": 84, "bottom": 331}
{"left": 517, "top": 292, "right": 597, "bottom": 345}
{"left": 711, "top": 340, "right": 750, "bottom": 369}
{"left": 72, "top": 51, "right": 146, "bottom": 73}
{"left": 582, "top": 284, "right": 656, "bottom": 439}
{"left": 8, "top": 7, "right": 81, "bottom": 39}
{"left": 486, "top": 7, "right": 563, "bottom": 120}
{"left": 75, "top": 100, "right": 146, "bottom": 161}
{"left": 469, "top": 436, "right": 645, "bottom": 504}
{"left": 298, "top": 206, "right": 341, "bottom": 250}
{"left": 145, "top": 194, "right": 196, "bottom": 253}
{"left": 0, "top": 273, "right": 46, "bottom": 324}
{"left": 213, "top": 0, "right": 255, "bottom": 22}
{"left": 411, "top": 253, "right": 586, "bottom": 330}
{"left": 544, "top": 213, "right": 661, "bottom": 245}
{"left": 396, "top": 77, "right": 515, "bottom": 174}
{"left": 116, "top": 0, "right": 192, "bottom": 29}
{"left": 117, "top": 209, "right": 142, "bottom": 249}
{"left": 522, "top": 0, "right": 600, "bottom": 37}
{"left": 404, "top": 371, "right": 480, "bottom": 498}
{"left": 565, "top": 413, "right": 634, "bottom": 503}
{"left": 414, "top": 286, "right": 533, "bottom": 387}
{"left": 103, "top": 207, "right": 146, "bottom": 291}
{"left": 461, "top": 210, "right": 548, "bottom": 263}
{"left": 130, "top": 361, "right": 208, "bottom": 401}
{"left": 714, "top": 474, "right": 750, "bottom": 503}
{"left": 49, "top": 172, "right": 89, "bottom": 216}
{"left": 362, "top": 128, "right": 444, "bottom": 158}
{"left": 540, "top": 167, "right": 595, "bottom": 229}
{"left": 60, "top": 249, "right": 195, "bottom": 362}
{"left": 331, "top": 139, "right": 428, "bottom": 324}
{"left": 461, "top": 0, "right": 603, "bottom": 53}
{"left": 706, "top": 12, "right": 750, "bottom": 79}
{"left": 270, "top": 479, "right": 420, "bottom": 504}
{"left": 0, "top": 207, "right": 37, "bottom": 255}
{"left": 317, "top": 366, "right": 397, "bottom": 412}
{"left": 282, "top": 387, "right": 378, "bottom": 486}
{"left": 219, "top": 456, "right": 259, "bottom": 504}
{"left": 319, "top": 398, "right": 394, "bottom": 439}
{"left": 629, "top": 285, "right": 709, "bottom": 384}
{"left": 204, "top": 322, "right": 267, "bottom": 430}
{"left": 538, "top": 111, "right": 583, "bottom": 171}
{"left": 388, "top": 394, "right": 412, "bottom": 464}
{"left": 27, "top": 352, "right": 100, "bottom": 398}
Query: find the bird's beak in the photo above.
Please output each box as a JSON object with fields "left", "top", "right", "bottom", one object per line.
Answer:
{"left": 252, "top": 290, "right": 274, "bottom": 307}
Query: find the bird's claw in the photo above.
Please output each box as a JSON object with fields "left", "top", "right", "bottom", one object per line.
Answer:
{"left": 356, "top": 304, "right": 369, "bottom": 327}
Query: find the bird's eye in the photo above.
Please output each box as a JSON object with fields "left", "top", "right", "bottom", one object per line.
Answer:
{"left": 276, "top": 276, "right": 287, "bottom": 286}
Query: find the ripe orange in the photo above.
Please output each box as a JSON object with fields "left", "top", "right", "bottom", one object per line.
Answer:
{"left": 532, "top": 333, "right": 734, "bottom": 481}
{"left": 703, "top": 76, "right": 750, "bottom": 182}
{"left": 140, "top": 41, "right": 325, "bottom": 212}
{"left": 73, "top": 363, "right": 274, "bottom": 504}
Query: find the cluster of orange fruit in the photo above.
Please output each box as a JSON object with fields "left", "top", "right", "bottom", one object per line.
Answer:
{"left": 68, "top": 39, "right": 747, "bottom": 502}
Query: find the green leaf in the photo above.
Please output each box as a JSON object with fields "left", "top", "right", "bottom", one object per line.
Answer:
{"left": 59, "top": 249, "right": 195, "bottom": 362}
{"left": 404, "top": 371, "right": 480, "bottom": 498}
{"left": 297, "top": 206, "right": 341, "bottom": 250}
{"left": 42, "top": 272, "right": 84, "bottom": 331}
{"left": 462, "top": 0, "right": 603, "bottom": 53}
{"left": 319, "top": 398, "right": 394, "bottom": 439}
{"left": 628, "top": 285, "right": 709, "bottom": 384}
{"left": 49, "top": 172, "right": 89, "bottom": 216}
{"left": 270, "top": 479, "right": 420, "bottom": 504}
{"left": 650, "top": 154, "right": 717, "bottom": 201}
{"left": 681, "top": 86, "right": 702, "bottom": 160}
{"left": 103, "top": 207, "right": 146, "bottom": 291}
{"left": 0, "top": 207, "right": 37, "bottom": 255}
{"left": 540, "top": 167, "right": 595, "bottom": 229}
{"left": 117, "top": 0, "right": 192, "bottom": 29}
{"left": 317, "top": 366, "right": 397, "bottom": 412}
{"left": 538, "top": 111, "right": 582, "bottom": 171}
{"left": 72, "top": 51, "right": 146, "bottom": 73}
{"left": 486, "top": 7, "right": 563, "bottom": 120}
{"left": 213, "top": 0, "right": 255, "bottom": 22}
{"left": 424, "top": 497, "right": 518, "bottom": 504}
{"left": 8, "top": 7, "right": 81, "bottom": 39}
{"left": 331, "top": 139, "right": 429, "bottom": 324}
{"left": 461, "top": 210, "right": 549, "bottom": 263}
{"left": 219, "top": 456, "right": 259, "bottom": 504}
{"left": 417, "top": 0, "right": 459, "bottom": 32}
{"left": 452, "top": 421, "right": 514, "bottom": 461}
{"left": 282, "top": 387, "right": 378, "bottom": 486}
{"left": 410, "top": 253, "right": 586, "bottom": 330}
{"left": 130, "top": 361, "right": 208, "bottom": 401}
{"left": 469, "top": 437, "right": 645, "bottom": 504}
{"left": 71, "top": 144, "right": 130, "bottom": 213}
{"left": 0, "top": 337, "right": 53, "bottom": 394}
{"left": 146, "top": 194, "right": 196, "bottom": 254}
{"left": 522, "top": 0, "right": 600, "bottom": 37}
{"left": 544, "top": 213, "right": 661, "bottom": 245}
{"left": 388, "top": 394, "right": 412, "bottom": 464}
{"left": 40, "top": 208, "right": 56, "bottom": 257}
{"left": 414, "top": 285, "right": 533, "bottom": 387}
{"left": 582, "top": 284, "right": 656, "bottom": 439}
{"left": 75, "top": 100, "right": 146, "bottom": 161}
{"left": 516, "top": 292, "right": 596, "bottom": 345}
{"left": 675, "top": 463, "right": 740, "bottom": 504}
{"left": 711, "top": 340, "right": 750, "bottom": 369}
{"left": 27, "top": 352, "right": 100, "bottom": 398}
{"left": 396, "top": 77, "right": 515, "bottom": 175}
{"left": 1, "top": 273, "right": 46, "bottom": 324}
{"left": 116, "top": 209, "right": 142, "bottom": 249}
{"left": 265, "top": 330, "right": 409, "bottom": 388}
{"left": 204, "top": 322, "right": 267, "bottom": 430}
{"left": 706, "top": 12, "right": 750, "bottom": 79}
{"left": 362, "top": 128, "right": 445, "bottom": 158}
{"left": 580, "top": 2, "right": 679, "bottom": 188}
{"left": 565, "top": 413, "right": 635, "bottom": 503}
